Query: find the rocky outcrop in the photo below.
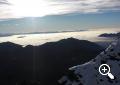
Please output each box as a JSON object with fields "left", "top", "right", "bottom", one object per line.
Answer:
{"left": 59, "top": 39, "right": 120, "bottom": 85}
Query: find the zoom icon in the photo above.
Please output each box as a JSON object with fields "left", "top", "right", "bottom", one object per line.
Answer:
{"left": 99, "top": 64, "right": 114, "bottom": 79}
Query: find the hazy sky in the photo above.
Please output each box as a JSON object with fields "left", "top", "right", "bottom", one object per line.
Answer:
{"left": 0, "top": 0, "right": 120, "bottom": 33}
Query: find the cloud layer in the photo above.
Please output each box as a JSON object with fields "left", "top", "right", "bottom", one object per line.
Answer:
{"left": 51, "top": 0, "right": 120, "bottom": 13}
{"left": 0, "top": 0, "right": 120, "bottom": 19}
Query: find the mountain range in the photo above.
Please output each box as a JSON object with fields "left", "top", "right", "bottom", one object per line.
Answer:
{"left": 59, "top": 38, "right": 120, "bottom": 85}
{"left": 0, "top": 38, "right": 104, "bottom": 85}
{"left": 99, "top": 32, "right": 120, "bottom": 38}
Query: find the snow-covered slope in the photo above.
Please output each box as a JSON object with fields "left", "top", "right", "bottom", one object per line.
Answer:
{"left": 59, "top": 39, "right": 120, "bottom": 85}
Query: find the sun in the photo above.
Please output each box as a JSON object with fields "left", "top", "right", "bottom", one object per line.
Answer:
{"left": 9, "top": 0, "right": 56, "bottom": 17}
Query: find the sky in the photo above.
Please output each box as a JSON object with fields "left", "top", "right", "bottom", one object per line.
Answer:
{"left": 0, "top": 0, "right": 120, "bottom": 33}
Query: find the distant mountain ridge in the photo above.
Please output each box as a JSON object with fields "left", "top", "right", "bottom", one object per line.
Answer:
{"left": 99, "top": 32, "right": 120, "bottom": 38}
{"left": 0, "top": 30, "right": 86, "bottom": 37}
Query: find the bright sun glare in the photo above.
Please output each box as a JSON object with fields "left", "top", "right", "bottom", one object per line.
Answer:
{"left": 9, "top": 0, "right": 58, "bottom": 17}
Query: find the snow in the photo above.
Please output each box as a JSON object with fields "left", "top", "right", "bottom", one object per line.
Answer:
{"left": 59, "top": 38, "right": 120, "bottom": 85}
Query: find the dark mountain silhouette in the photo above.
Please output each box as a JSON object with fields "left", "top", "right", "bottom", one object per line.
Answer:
{"left": 59, "top": 38, "right": 120, "bottom": 85}
{"left": 99, "top": 32, "right": 120, "bottom": 38}
{"left": 0, "top": 38, "right": 104, "bottom": 85}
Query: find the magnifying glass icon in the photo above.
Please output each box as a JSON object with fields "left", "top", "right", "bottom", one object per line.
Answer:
{"left": 99, "top": 64, "right": 114, "bottom": 79}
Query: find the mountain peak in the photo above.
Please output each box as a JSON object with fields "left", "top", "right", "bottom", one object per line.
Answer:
{"left": 59, "top": 39, "right": 120, "bottom": 85}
